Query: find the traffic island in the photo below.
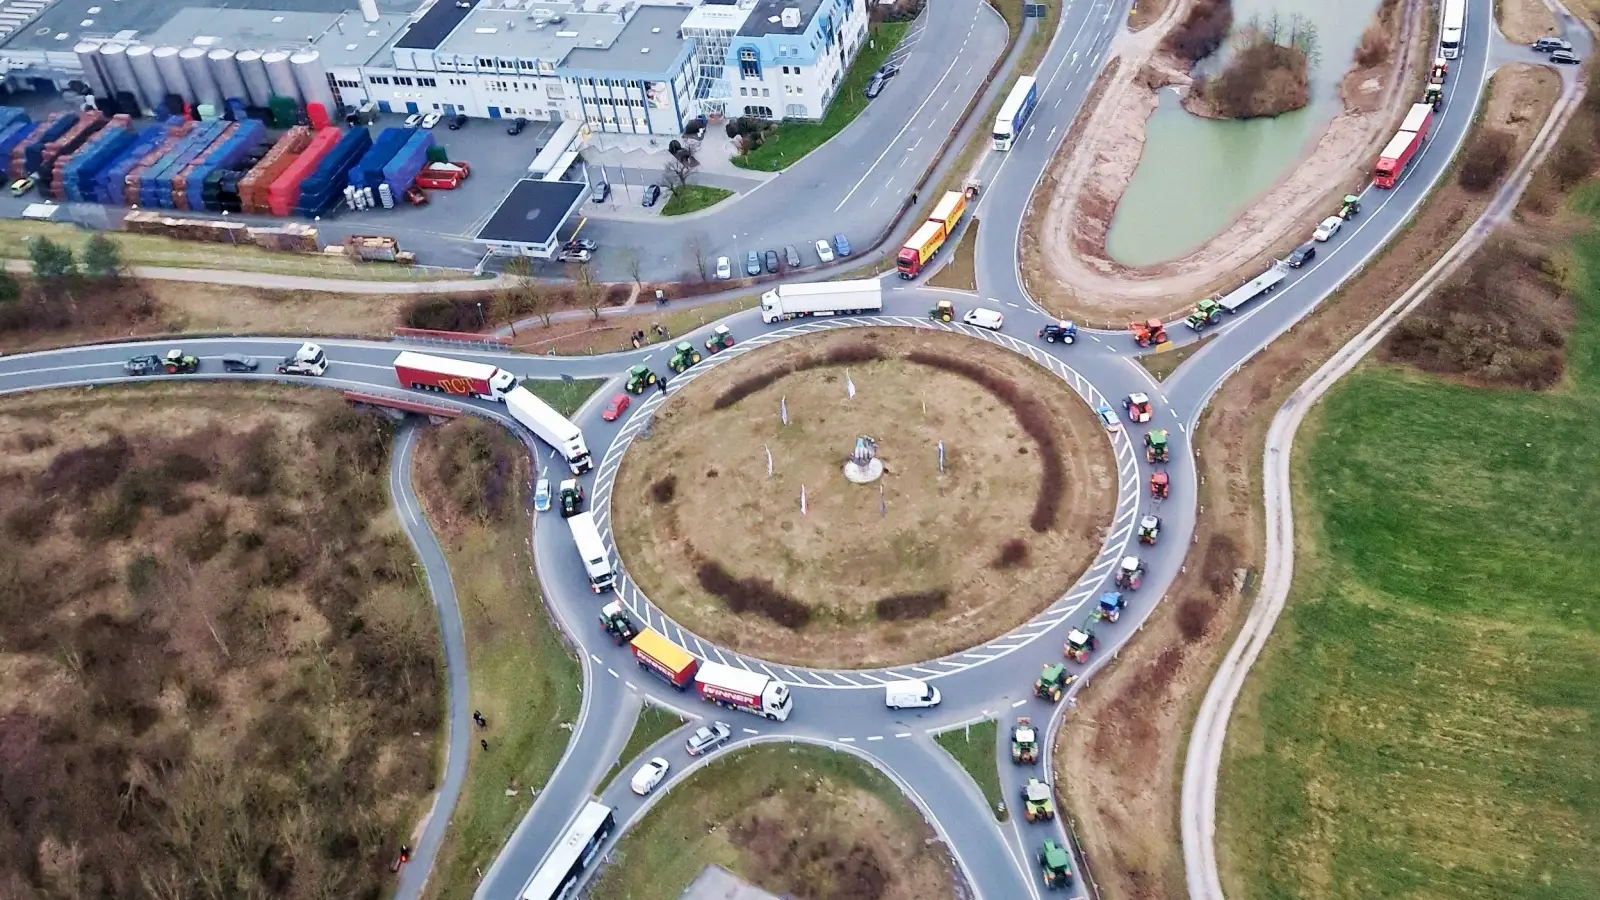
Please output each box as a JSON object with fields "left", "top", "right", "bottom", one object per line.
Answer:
{"left": 610, "top": 327, "right": 1116, "bottom": 669}
{"left": 934, "top": 721, "right": 1007, "bottom": 822}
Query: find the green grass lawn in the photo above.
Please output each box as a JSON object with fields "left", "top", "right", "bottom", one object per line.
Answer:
{"left": 1138, "top": 335, "right": 1212, "bottom": 381}
{"left": 1215, "top": 209, "right": 1600, "bottom": 898}
{"left": 600, "top": 704, "right": 688, "bottom": 790}
{"left": 927, "top": 219, "right": 979, "bottom": 291}
{"left": 731, "top": 22, "right": 910, "bottom": 172}
{"left": 661, "top": 184, "right": 734, "bottom": 216}
{"left": 515, "top": 377, "right": 605, "bottom": 418}
{"left": 934, "top": 720, "right": 1006, "bottom": 820}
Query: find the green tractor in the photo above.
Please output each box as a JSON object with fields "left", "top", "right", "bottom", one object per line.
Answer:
{"left": 668, "top": 341, "right": 702, "bottom": 374}
{"left": 704, "top": 324, "right": 735, "bottom": 354}
{"left": 929, "top": 299, "right": 954, "bottom": 322}
{"left": 1039, "top": 840, "right": 1074, "bottom": 889}
{"left": 1184, "top": 297, "right": 1223, "bottom": 331}
{"left": 1021, "top": 777, "right": 1056, "bottom": 822}
{"left": 1339, "top": 193, "right": 1362, "bottom": 219}
{"left": 599, "top": 600, "right": 639, "bottom": 645}
{"left": 1011, "top": 716, "right": 1038, "bottom": 765}
{"left": 1034, "top": 663, "right": 1075, "bottom": 702}
{"left": 558, "top": 479, "right": 585, "bottom": 518}
{"left": 1424, "top": 82, "right": 1443, "bottom": 111}
{"left": 1145, "top": 428, "right": 1170, "bottom": 463}
{"left": 163, "top": 348, "right": 200, "bottom": 374}
{"left": 625, "top": 364, "right": 658, "bottom": 394}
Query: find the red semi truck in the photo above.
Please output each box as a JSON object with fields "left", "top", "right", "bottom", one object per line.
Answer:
{"left": 630, "top": 628, "right": 700, "bottom": 689}
{"left": 696, "top": 661, "right": 794, "bottom": 721}
{"left": 1373, "top": 103, "right": 1434, "bottom": 189}
{"left": 896, "top": 190, "right": 969, "bottom": 278}
{"left": 393, "top": 351, "right": 518, "bottom": 401}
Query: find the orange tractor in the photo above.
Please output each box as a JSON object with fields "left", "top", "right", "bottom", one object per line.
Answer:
{"left": 1150, "top": 471, "right": 1169, "bottom": 500}
{"left": 1129, "top": 318, "right": 1168, "bottom": 348}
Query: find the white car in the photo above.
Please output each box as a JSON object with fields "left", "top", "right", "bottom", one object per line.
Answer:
{"left": 1312, "top": 216, "right": 1342, "bottom": 242}
{"left": 715, "top": 256, "right": 732, "bottom": 279}
{"left": 403, "top": 113, "right": 423, "bottom": 128}
{"left": 629, "top": 757, "right": 670, "bottom": 795}
{"left": 534, "top": 478, "right": 551, "bottom": 512}
{"left": 421, "top": 112, "right": 442, "bottom": 129}
{"left": 963, "top": 308, "right": 1004, "bottom": 331}
{"left": 815, "top": 239, "right": 835, "bottom": 263}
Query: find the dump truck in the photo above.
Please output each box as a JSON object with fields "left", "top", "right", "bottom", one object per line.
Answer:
{"left": 393, "top": 351, "right": 518, "bottom": 402}
{"left": 1095, "top": 591, "right": 1127, "bottom": 623}
{"left": 1012, "top": 717, "right": 1038, "bottom": 764}
{"left": 625, "top": 364, "right": 658, "bottom": 394}
{"left": 599, "top": 600, "right": 639, "bottom": 645}
{"left": 705, "top": 325, "right": 735, "bottom": 353}
{"left": 1039, "top": 841, "right": 1074, "bottom": 889}
{"left": 668, "top": 342, "right": 702, "bottom": 374}
{"left": 696, "top": 661, "right": 794, "bottom": 721}
{"left": 567, "top": 511, "right": 615, "bottom": 593}
{"left": 759, "top": 279, "right": 883, "bottom": 324}
{"left": 1374, "top": 103, "right": 1433, "bottom": 189}
{"left": 1185, "top": 297, "right": 1224, "bottom": 331}
{"left": 276, "top": 342, "right": 328, "bottom": 376}
{"left": 630, "top": 627, "right": 699, "bottom": 689}
{"left": 1129, "top": 318, "right": 1168, "bottom": 347}
{"left": 506, "top": 385, "right": 593, "bottom": 474}
{"left": 1022, "top": 778, "right": 1056, "bottom": 822}
{"left": 1035, "top": 663, "right": 1074, "bottom": 702}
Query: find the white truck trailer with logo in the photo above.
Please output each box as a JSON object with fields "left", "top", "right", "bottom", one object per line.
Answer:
{"left": 695, "top": 661, "right": 793, "bottom": 721}
{"left": 505, "top": 385, "right": 593, "bottom": 473}
{"left": 566, "top": 511, "right": 615, "bottom": 593}
{"left": 759, "top": 279, "right": 884, "bottom": 324}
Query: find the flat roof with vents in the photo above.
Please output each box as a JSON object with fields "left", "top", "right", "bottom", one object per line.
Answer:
{"left": 737, "top": 0, "right": 824, "bottom": 36}
{"left": 0, "top": 0, "right": 407, "bottom": 53}
{"left": 559, "top": 5, "right": 689, "bottom": 74}
{"left": 432, "top": 0, "right": 624, "bottom": 61}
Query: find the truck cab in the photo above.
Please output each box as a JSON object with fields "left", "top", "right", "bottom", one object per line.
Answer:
{"left": 277, "top": 342, "right": 328, "bottom": 376}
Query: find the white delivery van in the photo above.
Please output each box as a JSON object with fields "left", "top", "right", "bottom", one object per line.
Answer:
{"left": 884, "top": 679, "right": 941, "bottom": 709}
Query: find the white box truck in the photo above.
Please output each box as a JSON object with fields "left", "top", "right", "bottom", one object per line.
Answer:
{"left": 505, "top": 385, "right": 593, "bottom": 473}
{"left": 695, "top": 661, "right": 793, "bottom": 721}
{"left": 566, "top": 512, "right": 615, "bottom": 593}
{"left": 884, "top": 679, "right": 941, "bottom": 709}
{"left": 760, "top": 279, "right": 884, "bottom": 324}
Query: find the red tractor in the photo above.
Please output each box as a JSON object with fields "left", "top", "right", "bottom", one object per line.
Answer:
{"left": 1150, "top": 471, "right": 1169, "bottom": 500}
{"left": 1128, "top": 318, "right": 1168, "bottom": 348}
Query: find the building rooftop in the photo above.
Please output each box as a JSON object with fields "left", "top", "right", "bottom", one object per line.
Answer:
{"left": 137, "top": 8, "right": 411, "bottom": 66}
{"left": 737, "top": 0, "right": 823, "bottom": 37}
{"left": 561, "top": 5, "right": 689, "bottom": 73}
{"left": 433, "top": 2, "right": 624, "bottom": 63}
{"left": 476, "top": 178, "right": 587, "bottom": 248}
{"left": 396, "top": 0, "right": 482, "bottom": 50}
{"left": 681, "top": 0, "right": 753, "bottom": 34}
{"left": 0, "top": 0, "right": 414, "bottom": 53}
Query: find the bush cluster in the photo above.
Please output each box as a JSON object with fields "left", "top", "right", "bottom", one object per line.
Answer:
{"left": 650, "top": 474, "right": 678, "bottom": 504}
{"left": 1163, "top": 0, "right": 1233, "bottom": 63}
{"left": 991, "top": 538, "right": 1030, "bottom": 569}
{"left": 1458, "top": 127, "right": 1514, "bottom": 192}
{"left": 695, "top": 559, "right": 812, "bottom": 628}
{"left": 712, "top": 341, "right": 883, "bottom": 409}
{"left": 433, "top": 418, "right": 522, "bottom": 522}
{"left": 873, "top": 589, "right": 948, "bottom": 621}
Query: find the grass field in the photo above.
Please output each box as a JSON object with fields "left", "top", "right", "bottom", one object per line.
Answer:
{"left": 935, "top": 721, "right": 1006, "bottom": 821}
{"left": 1138, "top": 335, "right": 1211, "bottom": 381}
{"left": 600, "top": 704, "right": 688, "bottom": 790}
{"left": 1215, "top": 215, "right": 1600, "bottom": 898}
{"left": 661, "top": 184, "right": 734, "bottom": 216}
{"left": 928, "top": 219, "right": 979, "bottom": 291}
{"left": 732, "top": 23, "right": 910, "bottom": 172}
{"left": 588, "top": 744, "right": 955, "bottom": 900}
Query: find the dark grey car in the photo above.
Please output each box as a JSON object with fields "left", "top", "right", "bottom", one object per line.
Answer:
{"left": 865, "top": 74, "right": 885, "bottom": 98}
{"left": 221, "top": 353, "right": 259, "bottom": 372}
{"left": 763, "top": 250, "right": 779, "bottom": 273}
{"left": 745, "top": 251, "right": 762, "bottom": 276}
{"left": 783, "top": 245, "right": 801, "bottom": 268}
{"left": 1551, "top": 49, "right": 1581, "bottom": 64}
{"left": 1287, "top": 242, "right": 1316, "bottom": 268}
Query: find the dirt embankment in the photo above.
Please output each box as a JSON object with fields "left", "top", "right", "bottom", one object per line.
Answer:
{"left": 1023, "top": 0, "right": 1424, "bottom": 324}
{"left": 1053, "top": 64, "right": 1564, "bottom": 900}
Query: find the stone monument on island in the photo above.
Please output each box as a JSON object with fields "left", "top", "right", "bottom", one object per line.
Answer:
{"left": 843, "top": 435, "right": 884, "bottom": 484}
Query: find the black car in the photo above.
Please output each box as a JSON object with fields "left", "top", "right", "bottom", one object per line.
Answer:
{"left": 221, "top": 353, "right": 260, "bottom": 372}
{"left": 123, "top": 354, "right": 161, "bottom": 376}
{"left": 783, "top": 244, "right": 801, "bottom": 268}
{"left": 642, "top": 183, "right": 661, "bottom": 207}
{"left": 507, "top": 116, "right": 527, "bottom": 135}
{"left": 1551, "top": 49, "right": 1581, "bottom": 65}
{"left": 877, "top": 63, "right": 901, "bottom": 78}
{"left": 565, "top": 237, "right": 598, "bottom": 252}
{"left": 865, "top": 74, "right": 886, "bottom": 99}
{"left": 1287, "top": 242, "right": 1317, "bottom": 268}
{"left": 447, "top": 114, "right": 468, "bottom": 130}
{"left": 763, "top": 250, "right": 779, "bottom": 274}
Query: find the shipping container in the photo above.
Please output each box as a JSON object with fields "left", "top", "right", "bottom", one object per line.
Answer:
{"left": 0, "top": 118, "right": 37, "bottom": 169}
{"left": 237, "top": 126, "right": 311, "bottom": 214}
{"left": 143, "top": 120, "right": 226, "bottom": 209}
{"left": 267, "top": 126, "right": 341, "bottom": 216}
{"left": 104, "top": 119, "right": 186, "bottom": 205}
{"left": 34, "top": 111, "right": 103, "bottom": 177}
{"left": 172, "top": 122, "right": 237, "bottom": 209}
{"left": 0, "top": 107, "right": 28, "bottom": 134}
{"left": 182, "top": 119, "right": 265, "bottom": 211}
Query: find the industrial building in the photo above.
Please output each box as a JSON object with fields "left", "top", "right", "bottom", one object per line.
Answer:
{"left": 0, "top": 0, "right": 870, "bottom": 129}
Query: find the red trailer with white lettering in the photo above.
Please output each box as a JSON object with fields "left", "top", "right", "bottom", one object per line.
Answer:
{"left": 393, "top": 351, "right": 518, "bottom": 401}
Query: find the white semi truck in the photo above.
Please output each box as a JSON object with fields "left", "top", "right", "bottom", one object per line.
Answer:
{"left": 566, "top": 511, "right": 615, "bottom": 593}
{"left": 759, "top": 279, "right": 884, "bottom": 324}
{"left": 695, "top": 661, "right": 793, "bottom": 721}
{"left": 505, "top": 385, "right": 593, "bottom": 473}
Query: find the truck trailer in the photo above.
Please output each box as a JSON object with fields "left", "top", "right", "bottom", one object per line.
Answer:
{"left": 504, "top": 385, "right": 593, "bottom": 473}
{"left": 630, "top": 627, "right": 699, "bottom": 689}
{"left": 695, "top": 661, "right": 793, "bottom": 721}
{"left": 897, "top": 220, "right": 948, "bottom": 278}
{"left": 393, "top": 351, "right": 518, "bottom": 402}
{"left": 1213, "top": 262, "right": 1288, "bottom": 313}
{"left": 1374, "top": 103, "right": 1433, "bottom": 189}
{"left": 567, "top": 511, "right": 615, "bottom": 593}
{"left": 759, "top": 279, "right": 884, "bottom": 324}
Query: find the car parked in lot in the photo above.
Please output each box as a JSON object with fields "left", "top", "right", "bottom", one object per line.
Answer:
{"left": 1551, "top": 49, "right": 1581, "bottom": 64}
{"left": 448, "top": 114, "right": 468, "bottom": 130}
{"left": 421, "top": 112, "right": 441, "bottom": 129}
{"left": 815, "top": 239, "right": 835, "bottom": 263}
{"left": 404, "top": 113, "right": 423, "bottom": 128}
{"left": 630, "top": 757, "right": 670, "bottom": 795}
{"left": 534, "top": 477, "right": 551, "bottom": 512}
{"left": 1532, "top": 37, "right": 1573, "bottom": 52}
{"left": 833, "top": 233, "right": 852, "bottom": 256}
{"left": 685, "top": 722, "right": 732, "bottom": 756}
{"left": 865, "top": 73, "right": 886, "bottom": 98}
{"left": 602, "top": 393, "right": 631, "bottom": 422}
{"left": 716, "top": 256, "right": 732, "bottom": 279}
{"left": 877, "top": 63, "right": 901, "bottom": 79}
{"left": 557, "top": 248, "right": 591, "bottom": 263}
{"left": 963, "top": 308, "right": 1004, "bottom": 330}
{"left": 763, "top": 249, "right": 779, "bottom": 274}
{"left": 221, "top": 353, "right": 259, "bottom": 372}
{"left": 642, "top": 183, "right": 662, "bottom": 207}
{"left": 1287, "top": 242, "right": 1317, "bottom": 268}
{"left": 507, "top": 116, "right": 527, "bottom": 135}
{"left": 745, "top": 251, "right": 762, "bottom": 276}
{"left": 9, "top": 176, "right": 34, "bottom": 196}
{"left": 565, "top": 237, "right": 599, "bottom": 252}
{"left": 783, "top": 245, "right": 801, "bottom": 268}
{"left": 1312, "top": 216, "right": 1343, "bottom": 242}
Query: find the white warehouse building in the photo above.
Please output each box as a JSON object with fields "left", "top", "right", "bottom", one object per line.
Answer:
{"left": 683, "top": 0, "right": 868, "bottom": 121}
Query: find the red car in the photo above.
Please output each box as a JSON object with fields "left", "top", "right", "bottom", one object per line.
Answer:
{"left": 603, "top": 393, "right": 630, "bottom": 421}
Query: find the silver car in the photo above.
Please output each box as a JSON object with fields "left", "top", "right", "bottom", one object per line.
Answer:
{"left": 685, "top": 721, "right": 731, "bottom": 756}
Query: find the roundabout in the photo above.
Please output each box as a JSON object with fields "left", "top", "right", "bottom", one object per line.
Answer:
{"left": 608, "top": 327, "right": 1117, "bottom": 670}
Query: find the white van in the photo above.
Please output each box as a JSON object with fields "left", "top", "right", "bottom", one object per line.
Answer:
{"left": 884, "top": 679, "right": 941, "bottom": 709}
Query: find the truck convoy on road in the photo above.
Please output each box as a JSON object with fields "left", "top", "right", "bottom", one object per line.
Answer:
{"left": 759, "top": 279, "right": 884, "bottom": 323}
{"left": 626, "top": 627, "right": 795, "bottom": 721}
{"left": 896, "top": 190, "right": 969, "bottom": 278}
{"left": 393, "top": 351, "right": 517, "bottom": 401}
{"left": 566, "top": 511, "right": 615, "bottom": 593}
{"left": 1374, "top": 103, "right": 1434, "bottom": 189}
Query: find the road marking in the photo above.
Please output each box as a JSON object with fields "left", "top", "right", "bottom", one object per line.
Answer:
{"left": 1012, "top": 699, "right": 1027, "bottom": 707}
{"left": 839, "top": 736, "right": 857, "bottom": 743}
{"left": 1007, "top": 301, "right": 1020, "bottom": 308}
{"left": 1179, "top": 422, "right": 1188, "bottom": 433}
{"left": 591, "top": 653, "right": 602, "bottom": 663}
{"left": 834, "top": 50, "right": 967, "bottom": 211}
{"left": 742, "top": 727, "right": 760, "bottom": 735}
{"left": 866, "top": 735, "right": 884, "bottom": 741}
{"left": 895, "top": 732, "right": 913, "bottom": 738}
{"left": 607, "top": 668, "right": 618, "bottom": 678}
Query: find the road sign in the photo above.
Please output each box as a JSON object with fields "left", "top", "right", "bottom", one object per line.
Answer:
{"left": 1024, "top": 3, "right": 1048, "bottom": 17}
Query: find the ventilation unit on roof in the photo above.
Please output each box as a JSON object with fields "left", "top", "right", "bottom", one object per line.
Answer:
{"left": 780, "top": 6, "right": 801, "bottom": 27}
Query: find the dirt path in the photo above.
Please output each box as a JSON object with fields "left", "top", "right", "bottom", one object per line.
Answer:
{"left": 1022, "top": 0, "right": 1428, "bottom": 323}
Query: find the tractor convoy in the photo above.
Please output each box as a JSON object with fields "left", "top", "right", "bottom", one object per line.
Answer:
{"left": 1012, "top": 717, "right": 1039, "bottom": 764}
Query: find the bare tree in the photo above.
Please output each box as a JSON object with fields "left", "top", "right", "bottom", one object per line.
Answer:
{"left": 572, "top": 265, "right": 603, "bottom": 321}
{"left": 686, "top": 233, "right": 710, "bottom": 282}
{"left": 622, "top": 248, "right": 643, "bottom": 291}
{"left": 527, "top": 281, "right": 559, "bottom": 328}
{"left": 663, "top": 156, "right": 696, "bottom": 191}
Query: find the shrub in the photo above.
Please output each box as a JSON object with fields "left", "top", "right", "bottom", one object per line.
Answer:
{"left": 1163, "top": 0, "right": 1233, "bottom": 63}
{"left": 1354, "top": 22, "right": 1389, "bottom": 67}
{"left": 650, "top": 474, "right": 678, "bottom": 503}
{"left": 991, "top": 538, "right": 1029, "bottom": 569}
{"left": 696, "top": 560, "right": 811, "bottom": 628}
{"left": 40, "top": 433, "right": 131, "bottom": 497}
{"left": 1176, "top": 598, "right": 1213, "bottom": 641}
{"left": 824, "top": 342, "right": 883, "bottom": 365}
{"left": 1546, "top": 132, "right": 1595, "bottom": 191}
{"left": 874, "top": 589, "right": 948, "bottom": 621}
{"left": 1458, "top": 127, "right": 1514, "bottom": 191}
{"left": 1201, "top": 534, "right": 1241, "bottom": 597}
{"left": 403, "top": 293, "right": 491, "bottom": 331}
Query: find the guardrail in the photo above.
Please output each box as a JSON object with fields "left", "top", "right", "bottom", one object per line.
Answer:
{"left": 343, "top": 390, "right": 462, "bottom": 418}
{"left": 393, "top": 327, "right": 514, "bottom": 348}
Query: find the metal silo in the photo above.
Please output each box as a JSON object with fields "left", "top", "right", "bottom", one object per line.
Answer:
{"left": 235, "top": 50, "right": 272, "bottom": 107}
{"left": 289, "top": 50, "right": 338, "bottom": 115}
{"left": 262, "top": 51, "right": 300, "bottom": 103}
{"left": 74, "top": 40, "right": 110, "bottom": 98}
{"left": 180, "top": 47, "right": 221, "bottom": 108}
{"left": 153, "top": 46, "right": 192, "bottom": 104}
{"left": 97, "top": 43, "right": 135, "bottom": 98}
{"left": 125, "top": 45, "right": 166, "bottom": 112}
{"left": 207, "top": 48, "right": 248, "bottom": 104}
